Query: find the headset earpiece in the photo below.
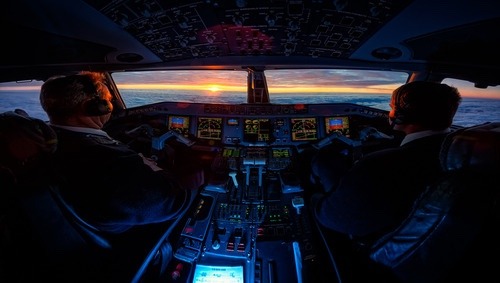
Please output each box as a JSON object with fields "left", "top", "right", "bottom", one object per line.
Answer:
{"left": 391, "top": 88, "right": 413, "bottom": 125}
{"left": 392, "top": 108, "right": 406, "bottom": 125}
{"left": 84, "top": 95, "right": 112, "bottom": 116}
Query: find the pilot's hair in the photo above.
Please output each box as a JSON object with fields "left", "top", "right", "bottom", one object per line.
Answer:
{"left": 40, "top": 71, "right": 108, "bottom": 122}
{"left": 392, "top": 81, "right": 462, "bottom": 130}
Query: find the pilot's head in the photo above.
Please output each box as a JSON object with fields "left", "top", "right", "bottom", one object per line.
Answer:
{"left": 388, "top": 81, "right": 461, "bottom": 132}
{"left": 40, "top": 72, "right": 113, "bottom": 127}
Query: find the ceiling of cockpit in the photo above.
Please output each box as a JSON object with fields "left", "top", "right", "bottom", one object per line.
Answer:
{"left": 1, "top": 0, "right": 500, "bottom": 85}
{"left": 84, "top": 0, "right": 413, "bottom": 62}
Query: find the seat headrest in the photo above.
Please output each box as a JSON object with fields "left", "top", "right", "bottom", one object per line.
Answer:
{"left": 440, "top": 122, "right": 500, "bottom": 173}
{"left": 0, "top": 109, "right": 57, "bottom": 177}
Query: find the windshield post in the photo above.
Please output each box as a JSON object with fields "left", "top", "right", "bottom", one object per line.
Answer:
{"left": 247, "top": 67, "right": 270, "bottom": 104}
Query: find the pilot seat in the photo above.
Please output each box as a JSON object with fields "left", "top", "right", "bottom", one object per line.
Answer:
{"left": 0, "top": 110, "right": 173, "bottom": 282}
{"left": 369, "top": 122, "right": 500, "bottom": 282}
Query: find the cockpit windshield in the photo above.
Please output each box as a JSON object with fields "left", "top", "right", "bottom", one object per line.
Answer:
{"left": 1, "top": 69, "right": 499, "bottom": 127}
{"left": 112, "top": 69, "right": 409, "bottom": 107}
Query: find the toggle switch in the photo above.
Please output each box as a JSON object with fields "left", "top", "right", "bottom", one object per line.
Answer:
{"left": 229, "top": 171, "right": 239, "bottom": 188}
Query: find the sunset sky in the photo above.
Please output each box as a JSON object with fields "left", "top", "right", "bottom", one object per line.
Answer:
{"left": 112, "top": 70, "right": 404, "bottom": 95}
{"left": 1, "top": 69, "right": 499, "bottom": 98}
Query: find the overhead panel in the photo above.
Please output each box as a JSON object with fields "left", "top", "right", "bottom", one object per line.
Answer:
{"left": 85, "top": 0, "right": 413, "bottom": 62}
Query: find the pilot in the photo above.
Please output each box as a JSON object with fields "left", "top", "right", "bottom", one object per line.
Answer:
{"left": 311, "top": 81, "right": 462, "bottom": 244}
{"left": 39, "top": 71, "right": 204, "bottom": 233}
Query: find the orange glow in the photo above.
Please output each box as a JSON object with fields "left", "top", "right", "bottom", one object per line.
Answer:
{"left": 268, "top": 85, "right": 397, "bottom": 94}
{"left": 116, "top": 84, "right": 399, "bottom": 94}
{"left": 294, "top": 104, "right": 306, "bottom": 111}
{"left": 176, "top": 102, "right": 190, "bottom": 109}
{"left": 0, "top": 86, "right": 42, "bottom": 91}
{"left": 117, "top": 84, "right": 246, "bottom": 93}
{"left": 1, "top": 82, "right": 499, "bottom": 99}
{"left": 113, "top": 83, "right": 500, "bottom": 98}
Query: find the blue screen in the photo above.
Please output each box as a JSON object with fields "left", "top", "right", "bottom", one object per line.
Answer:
{"left": 192, "top": 264, "right": 244, "bottom": 283}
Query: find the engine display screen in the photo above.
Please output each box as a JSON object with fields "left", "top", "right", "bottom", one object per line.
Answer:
{"left": 272, "top": 148, "right": 291, "bottom": 158}
{"left": 168, "top": 115, "right": 190, "bottom": 136}
{"left": 243, "top": 118, "right": 271, "bottom": 143}
{"left": 325, "top": 116, "right": 350, "bottom": 136}
{"left": 290, "top": 117, "right": 318, "bottom": 141}
{"left": 197, "top": 117, "right": 223, "bottom": 140}
{"left": 192, "top": 264, "right": 244, "bottom": 283}
{"left": 222, "top": 147, "right": 241, "bottom": 158}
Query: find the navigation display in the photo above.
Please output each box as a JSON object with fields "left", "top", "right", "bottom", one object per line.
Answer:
{"left": 197, "top": 117, "right": 223, "bottom": 140}
{"left": 290, "top": 117, "right": 318, "bottom": 141}
{"left": 325, "top": 116, "right": 350, "bottom": 136}
{"left": 168, "top": 115, "right": 190, "bottom": 136}
{"left": 243, "top": 118, "right": 271, "bottom": 143}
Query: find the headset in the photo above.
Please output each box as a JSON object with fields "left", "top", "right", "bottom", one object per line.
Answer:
{"left": 84, "top": 95, "right": 113, "bottom": 116}
{"left": 391, "top": 87, "right": 416, "bottom": 125}
{"left": 81, "top": 79, "right": 113, "bottom": 116}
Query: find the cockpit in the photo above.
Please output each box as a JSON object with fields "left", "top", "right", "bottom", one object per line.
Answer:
{"left": 1, "top": 0, "right": 500, "bottom": 281}
{"left": 2, "top": 65, "right": 499, "bottom": 282}
{"left": 95, "top": 69, "right": 405, "bottom": 282}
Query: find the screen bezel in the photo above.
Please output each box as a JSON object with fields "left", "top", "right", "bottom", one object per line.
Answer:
{"left": 168, "top": 115, "right": 190, "bottom": 136}
{"left": 242, "top": 118, "right": 271, "bottom": 143}
{"left": 196, "top": 117, "right": 223, "bottom": 140}
{"left": 324, "top": 116, "right": 350, "bottom": 137}
{"left": 290, "top": 117, "right": 318, "bottom": 141}
{"left": 192, "top": 264, "right": 244, "bottom": 283}
{"left": 227, "top": 118, "right": 239, "bottom": 126}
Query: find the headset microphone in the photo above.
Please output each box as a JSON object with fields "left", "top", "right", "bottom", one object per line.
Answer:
{"left": 389, "top": 117, "right": 397, "bottom": 128}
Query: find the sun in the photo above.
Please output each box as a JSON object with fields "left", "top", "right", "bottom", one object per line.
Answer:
{"left": 207, "top": 85, "right": 220, "bottom": 92}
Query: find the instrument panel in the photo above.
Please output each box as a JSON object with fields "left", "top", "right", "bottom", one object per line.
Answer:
{"left": 113, "top": 102, "right": 391, "bottom": 147}
{"left": 109, "top": 102, "right": 394, "bottom": 283}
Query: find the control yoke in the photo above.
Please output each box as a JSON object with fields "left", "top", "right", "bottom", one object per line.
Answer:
{"left": 312, "top": 131, "right": 361, "bottom": 150}
{"left": 151, "top": 130, "right": 195, "bottom": 150}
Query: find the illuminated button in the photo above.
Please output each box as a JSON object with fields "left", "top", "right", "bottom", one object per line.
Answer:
{"left": 212, "top": 239, "right": 220, "bottom": 250}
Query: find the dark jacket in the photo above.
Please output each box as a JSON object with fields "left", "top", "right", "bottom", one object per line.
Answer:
{"left": 51, "top": 127, "right": 190, "bottom": 233}
{"left": 314, "top": 133, "right": 448, "bottom": 238}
